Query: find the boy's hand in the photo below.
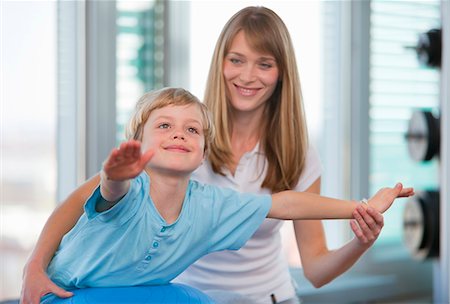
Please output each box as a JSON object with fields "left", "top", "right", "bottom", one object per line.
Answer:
{"left": 103, "top": 140, "right": 154, "bottom": 181}
{"left": 368, "top": 183, "right": 415, "bottom": 214}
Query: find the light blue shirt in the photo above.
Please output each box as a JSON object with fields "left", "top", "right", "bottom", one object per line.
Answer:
{"left": 47, "top": 172, "right": 272, "bottom": 289}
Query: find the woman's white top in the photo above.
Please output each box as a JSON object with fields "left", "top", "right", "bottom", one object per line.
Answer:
{"left": 174, "top": 143, "right": 322, "bottom": 303}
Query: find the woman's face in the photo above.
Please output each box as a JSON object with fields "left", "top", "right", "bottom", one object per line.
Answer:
{"left": 223, "top": 31, "right": 280, "bottom": 116}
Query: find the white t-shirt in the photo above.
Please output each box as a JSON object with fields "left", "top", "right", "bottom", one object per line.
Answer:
{"left": 174, "top": 144, "right": 322, "bottom": 303}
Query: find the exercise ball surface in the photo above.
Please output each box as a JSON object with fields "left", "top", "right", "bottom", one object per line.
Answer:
{"left": 41, "top": 284, "right": 215, "bottom": 304}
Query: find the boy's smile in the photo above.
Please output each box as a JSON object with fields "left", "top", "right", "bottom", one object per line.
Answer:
{"left": 164, "top": 144, "right": 191, "bottom": 153}
{"left": 141, "top": 104, "right": 206, "bottom": 176}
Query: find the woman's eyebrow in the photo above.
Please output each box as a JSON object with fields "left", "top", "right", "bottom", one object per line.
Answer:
{"left": 227, "top": 51, "right": 275, "bottom": 62}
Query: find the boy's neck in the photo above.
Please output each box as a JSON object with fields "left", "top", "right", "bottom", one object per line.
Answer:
{"left": 146, "top": 169, "right": 190, "bottom": 225}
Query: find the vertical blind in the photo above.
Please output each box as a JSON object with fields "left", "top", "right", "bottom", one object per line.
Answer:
{"left": 116, "top": 0, "right": 164, "bottom": 143}
{"left": 369, "top": 0, "right": 441, "bottom": 243}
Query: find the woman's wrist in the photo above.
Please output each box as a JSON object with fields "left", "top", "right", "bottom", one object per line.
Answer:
{"left": 350, "top": 235, "right": 372, "bottom": 251}
{"left": 23, "top": 257, "right": 47, "bottom": 276}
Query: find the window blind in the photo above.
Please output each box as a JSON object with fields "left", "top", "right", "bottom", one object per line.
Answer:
{"left": 369, "top": 0, "right": 441, "bottom": 242}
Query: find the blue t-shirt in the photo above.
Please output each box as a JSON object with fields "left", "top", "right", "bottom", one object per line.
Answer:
{"left": 47, "top": 172, "right": 272, "bottom": 289}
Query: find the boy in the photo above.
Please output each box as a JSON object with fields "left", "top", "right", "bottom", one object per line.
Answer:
{"left": 46, "top": 87, "right": 413, "bottom": 290}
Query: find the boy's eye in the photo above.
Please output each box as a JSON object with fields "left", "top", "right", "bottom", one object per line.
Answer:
{"left": 158, "top": 123, "right": 170, "bottom": 129}
{"left": 187, "top": 127, "right": 199, "bottom": 134}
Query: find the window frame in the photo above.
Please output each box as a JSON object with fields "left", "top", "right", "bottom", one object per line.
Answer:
{"left": 57, "top": 1, "right": 87, "bottom": 201}
{"left": 438, "top": 0, "right": 450, "bottom": 301}
{"left": 344, "top": 0, "right": 435, "bottom": 299}
{"left": 296, "top": 1, "right": 436, "bottom": 302}
{"left": 57, "top": 0, "right": 117, "bottom": 201}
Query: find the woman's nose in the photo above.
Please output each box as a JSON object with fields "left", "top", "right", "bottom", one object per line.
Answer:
{"left": 239, "top": 64, "right": 256, "bottom": 82}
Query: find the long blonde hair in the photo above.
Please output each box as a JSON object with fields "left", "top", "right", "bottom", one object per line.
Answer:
{"left": 204, "top": 6, "right": 308, "bottom": 193}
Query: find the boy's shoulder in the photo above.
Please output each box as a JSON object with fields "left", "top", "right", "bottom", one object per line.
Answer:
{"left": 188, "top": 179, "right": 268, "bottom": 203}
{"left": 188, "top": 179, "right": 233, "bottom": 194}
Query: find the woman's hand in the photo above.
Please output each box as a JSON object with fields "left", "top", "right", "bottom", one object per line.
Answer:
{"left": 350, "top": 206, "right": 384, "bottom": 247}
{"left": 20, "top": 262, "right": 73, "bottom": 304}
{"left": 368, "top": 183, "right": 414, "bottom": 214}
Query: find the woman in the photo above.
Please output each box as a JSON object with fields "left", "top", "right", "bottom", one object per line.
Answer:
{"left": 21, "top": 6, "right": 384, "bottom": 304}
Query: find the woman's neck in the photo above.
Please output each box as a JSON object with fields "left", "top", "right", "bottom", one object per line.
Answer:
{"left": 228, "top": 110, "right": 265, "bottom": 174}
{"left": 146, "top": 170, "right": 190, "bottom": 224}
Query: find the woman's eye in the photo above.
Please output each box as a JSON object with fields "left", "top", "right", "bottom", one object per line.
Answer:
{"left": 259, "top": 63, "right": 272, "bottom": 69}
{"left": 187, "top": 127, "right": 199, "bottom": 134}
{"left": 230, "top": 58, "right": 242, "bottom": 64}
{"left": 158, "top": 123, "right": 170, "bottom": 129}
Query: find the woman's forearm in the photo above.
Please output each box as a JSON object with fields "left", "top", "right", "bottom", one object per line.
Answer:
{"left": 25, "top": 174, "right": 100, "bottom": 270}
{"left": 270, "top": 184, "right": 409, "bottom": 220}
{"left": 270, "top": 191, "right": 360, "bottom": 220}
{"left": 301, "top": 237, "right": 369, "bottom": 287}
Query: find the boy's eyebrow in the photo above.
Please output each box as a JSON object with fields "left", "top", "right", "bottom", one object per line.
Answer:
{"left": 154, "top": 115, "right": 203, "bottom": 126}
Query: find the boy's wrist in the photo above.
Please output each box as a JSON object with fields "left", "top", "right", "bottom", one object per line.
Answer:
{"left": 100, "top": 170, "right": 129, "bottom": 202}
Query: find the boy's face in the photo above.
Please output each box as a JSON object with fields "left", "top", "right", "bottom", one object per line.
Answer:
{"left": 141, "top": 104, "right": 206, "bottom": 176}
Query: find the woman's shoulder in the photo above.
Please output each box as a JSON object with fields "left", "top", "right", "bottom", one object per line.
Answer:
{"left": 305, "top": 144, "right": 322, "bottom": 167}
{"left": 294, "top": 144, "right": 323, "bottom": 191}
{"left": 191, "top": 160, "right": 229, "bottom": 186}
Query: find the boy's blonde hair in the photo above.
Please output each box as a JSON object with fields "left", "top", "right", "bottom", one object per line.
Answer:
{"left": 204, "top": 6, "right": 308, "bottom": 193}
{"left": 126, "top": 87, "right": 215, "bottom": 154}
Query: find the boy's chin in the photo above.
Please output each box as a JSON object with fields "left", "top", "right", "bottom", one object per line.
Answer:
{"left": 148, "top": 164, "right": 200, "bottom": 177}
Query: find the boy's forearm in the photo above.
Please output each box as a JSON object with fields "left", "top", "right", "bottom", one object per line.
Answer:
{"left": 270, "top": 191, "right": 364, "bottom": 220}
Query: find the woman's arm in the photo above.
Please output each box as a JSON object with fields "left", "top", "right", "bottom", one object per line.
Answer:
{"left": 20, "top": 174, "right": 100, "bottom": 304}
{"left": 268, "top": 183, "right": 412, "bottom": 220}
{"left": 292, "top": 179, "right": 388, "bottom": 288}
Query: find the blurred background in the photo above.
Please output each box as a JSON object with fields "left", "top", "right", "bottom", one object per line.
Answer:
{"left": 1, "top": 0, "right": 449, "bottom": 302}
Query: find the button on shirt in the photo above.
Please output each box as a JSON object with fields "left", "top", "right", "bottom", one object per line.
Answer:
{"left": 46, "top": 172, "right": 272, "bottom": 289}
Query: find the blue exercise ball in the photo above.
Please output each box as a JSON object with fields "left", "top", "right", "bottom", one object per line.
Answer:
{"left": 41, "top": 284, "right": 215, "bottom": 304}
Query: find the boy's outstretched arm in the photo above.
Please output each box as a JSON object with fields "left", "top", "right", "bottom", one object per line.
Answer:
{"left": 100, "top": 140, "right": 154, "bottom": 204}
{"left": 268, "top": 183, "right": 414, "bottom": 220}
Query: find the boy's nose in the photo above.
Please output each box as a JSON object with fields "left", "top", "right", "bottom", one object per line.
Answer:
{"left": 172, "top": 130, "right": 185, "bottom": 140}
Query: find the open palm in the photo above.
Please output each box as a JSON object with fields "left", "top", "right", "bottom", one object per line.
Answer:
{"left": 103, "top": 140, "right": 154, "bottom": 181}
{"left": 368, "top": 183, "right": 415, "bottom": 213}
